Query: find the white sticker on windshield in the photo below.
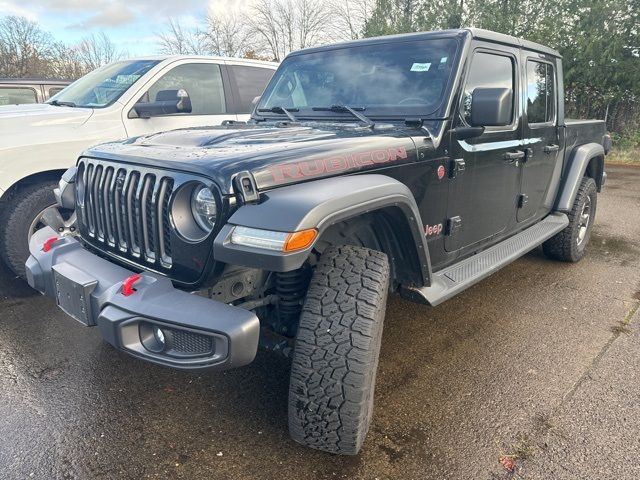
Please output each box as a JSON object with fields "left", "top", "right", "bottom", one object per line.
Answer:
{"left": 440, "top": 57, "right": 448, "bottom": 63}
{"left": 410, "top": 62, "right": 431, "bottom": 72}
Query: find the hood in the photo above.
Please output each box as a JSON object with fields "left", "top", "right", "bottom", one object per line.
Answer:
{"left": 0, "top": 103, "right": 93, "bottom": 136}
{"left": 86, "top": 123, "right": 422, "bottom": 194}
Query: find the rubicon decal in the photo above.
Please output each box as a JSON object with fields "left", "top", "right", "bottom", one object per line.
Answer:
{"left": 266, "top": 147, "right": 408, "bottom": 182}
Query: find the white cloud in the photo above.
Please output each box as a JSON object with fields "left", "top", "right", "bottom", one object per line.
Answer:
{"left": 0, "top": 1, "right": 39, "bottom": 20}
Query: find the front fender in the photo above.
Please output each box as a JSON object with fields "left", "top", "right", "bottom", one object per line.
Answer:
{"left": 213, "top": 174, "right": 431, "bottom": 286}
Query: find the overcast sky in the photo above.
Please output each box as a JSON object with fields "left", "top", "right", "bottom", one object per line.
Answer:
{"left": 0, "top": 0, "right": 239, "bottom": 55}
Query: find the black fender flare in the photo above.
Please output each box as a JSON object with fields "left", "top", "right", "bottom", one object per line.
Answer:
{"left": 555, "top": 142, "right": 604, "bottom": 212}
{"left": 213, "top": 174, "right": 431, "bottom": 287}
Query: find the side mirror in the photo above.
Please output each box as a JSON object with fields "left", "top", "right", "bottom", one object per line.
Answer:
{"left": 251, "top": 95, "right": 261, "bottom": 107}
{"left": 132, "top": 89, "right": 192, "bottom": 119}
{"left": 469, "top": 87, "right": 512, "bottom": 127}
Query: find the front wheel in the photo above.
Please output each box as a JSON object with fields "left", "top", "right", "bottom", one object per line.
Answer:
{"left": 543, "top": 176, "right": 597, "bottom": 262}
{"left": 288, "top": 245, "right": 390, "bottom": 455}
{"left": 0, "top": 182, "right": 76, "bottom": 278}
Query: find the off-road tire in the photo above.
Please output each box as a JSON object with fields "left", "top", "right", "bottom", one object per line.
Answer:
{"left": 288, "top": 245, "right": 390, "bottom": 455}
{"left": 0, "top": 181, "right": 58, "bottom": 278}
{"left": 543, "top": 176, "right": 597, "bottom": 262}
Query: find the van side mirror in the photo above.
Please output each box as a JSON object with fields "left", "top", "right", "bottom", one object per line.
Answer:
{"left": 131, "top": 89, "right": 192, "bottom": 119}
{"left": 251, "top": 95, "right": 261, "bottom": 107}
{"left": 469, "top": 87, "right": 512, "bottom": 127}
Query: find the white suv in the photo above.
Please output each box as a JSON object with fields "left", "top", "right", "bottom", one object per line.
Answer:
{"left": 0, "top": 55, "right": 277, "bottom": 276}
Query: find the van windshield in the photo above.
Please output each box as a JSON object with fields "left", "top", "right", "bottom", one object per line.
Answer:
{"left": 47, "top": 59, "right": 160, "bottom": 108}
{"left": 257, "top": 37, "right": 460, "bottom": 119}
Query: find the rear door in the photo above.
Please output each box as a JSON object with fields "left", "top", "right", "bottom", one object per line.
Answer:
{"left": 446, "top": 45, "right": 523, "bottom": 252}
{"left": 124, "top": 61, "right": 235, "bottom": 137}
{"left": 225, "top": 63, "right": 276, "bottom": 120}
{"left": 517, "top": 54, "right": 561, "bottom": 222}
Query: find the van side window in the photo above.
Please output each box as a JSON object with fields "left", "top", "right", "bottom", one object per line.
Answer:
{"left": 526, "top": 60, "right": 555, "bottom": 124}
{"left": 462, "top": 52, "right": 514, "bottom": 125}
{"left": 230, "top": 66, "right": 275, "bottom": 113}
{"left": 0, "top": 87, "right": 37, "bottom": 105}
{"left": 145, "top": 63, "right": 226, "bottom": 115}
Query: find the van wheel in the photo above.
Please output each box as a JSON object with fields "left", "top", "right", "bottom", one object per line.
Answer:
{"left": 0, "top": 182, "right": 75, "bottom": 278}
{"left": 288, "top": 245, "right": 390, "bottom": 455}
{"left": 543, "top": 176, "right": 597, "bottom": 262}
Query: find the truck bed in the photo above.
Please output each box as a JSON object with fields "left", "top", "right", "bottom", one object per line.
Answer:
{"left": 564, "top": 119, "right": 606, "bottom": 162}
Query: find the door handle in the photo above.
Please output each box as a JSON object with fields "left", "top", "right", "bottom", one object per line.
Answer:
{"left": 503, "top": 150, "right": 525, "bottom": 162}
{"left": 543, "top": 144, "right": 560, "bottom": 154}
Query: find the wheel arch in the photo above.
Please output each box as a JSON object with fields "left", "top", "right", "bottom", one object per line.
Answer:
{"left": 213, "top": 174, "right": 432, "bottom": 288}
{"left": 0, "top": 169, "right": 66, "bottom": 203}
{"left": 555, "top": 143, "right": 604, "bottom": 212}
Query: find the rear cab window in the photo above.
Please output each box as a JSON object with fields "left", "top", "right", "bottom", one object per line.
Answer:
{"left": 229, "top": 65, "right": 276, "bottom": 113}
{"left": 0, "top": 87, "right": 37, "bottom": 105}
{"left": 526, "top": 60, "right": 555, "bottom": 125}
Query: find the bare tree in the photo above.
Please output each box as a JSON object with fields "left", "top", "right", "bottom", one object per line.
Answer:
{"left": 76, "top": 32, "right": 126, "bottom": 71}
{"left": 203, "top": 9, "right": 254, "bottom": 57}
{"left": 156, "top": 18, "right": 209, "bottom": 55}
{"left": 247, "top": 0, "right": 333, "bottom": 61}
{"left": 328, "top": 0, "right": 375, "bottom": 40}
{"left": 0, "top": 16, "right": 54, "bottom": 77}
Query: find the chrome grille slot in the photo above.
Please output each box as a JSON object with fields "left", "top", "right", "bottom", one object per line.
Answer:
{"left": 78, "top": 160, "right": 174, "bottom": 268}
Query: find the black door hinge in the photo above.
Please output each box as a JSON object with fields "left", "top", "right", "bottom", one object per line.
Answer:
{"left": 518, "top": 194, "right": 529, "bottom": 208}
{"left": 449, "top": 158, "right": 466, "bottom": 178}
{"left": 233, "top": 171, "right": 260, "bottom": 204}
{"left": 446, "top": 216, "right": 462, "bottom": 236}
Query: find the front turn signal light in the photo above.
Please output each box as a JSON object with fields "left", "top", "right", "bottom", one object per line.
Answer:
{"left": 230, "top": 226, "right": 317, "bottom": 252}
{"left": 284, "top": 229, "right": 318, "bottom": 252}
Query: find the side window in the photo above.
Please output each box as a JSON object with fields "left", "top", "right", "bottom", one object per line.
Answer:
{"left": 48, "top": 87, "right": 65, "bottom": 97}
{"left": 230, "top": 66, "right": 275, "bottom": 113}
{"left": 143, "top": 63, "right": 226, "bottom": 115}
{"left": 526, "top": 60, "right": 555, "bottom": 124}
{"left": 462, "top": 52, "right": 514, "bottom": 125}
{"left": 0, "top": 87, "right": 37, "bottom": 105}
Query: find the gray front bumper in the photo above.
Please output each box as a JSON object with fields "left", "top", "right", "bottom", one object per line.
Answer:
{"left": 26, "top": 227, "right": 260, "bottom": 371}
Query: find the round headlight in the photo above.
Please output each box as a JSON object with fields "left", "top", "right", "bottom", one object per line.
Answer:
{"left": 191, "top": 186, "right": 217, "bottom": 232}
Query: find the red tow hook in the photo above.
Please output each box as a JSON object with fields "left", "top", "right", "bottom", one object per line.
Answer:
{"left": 42, "top": 236, "right": 60, "bottom": 252}
{"left": 121, "top": 274, "right": 142, "bottom": 297}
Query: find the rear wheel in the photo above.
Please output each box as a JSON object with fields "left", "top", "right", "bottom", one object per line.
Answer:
{"left": 0, "top": 182, "right": 75, "bottom": 278}
{"left": 288, "top": 245, "right": 390, "bottom": 455}
{"left": 543, "top": 176, "right": 597, "bottom": 262}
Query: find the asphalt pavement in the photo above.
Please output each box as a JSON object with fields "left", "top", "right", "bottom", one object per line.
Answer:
{"left": 1, "top": 166, "right": 639, "bottom": 480}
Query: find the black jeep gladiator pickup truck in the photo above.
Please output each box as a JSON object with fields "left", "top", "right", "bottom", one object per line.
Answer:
{"left": 26, "top": 28, "right": 610, "bottom": 455}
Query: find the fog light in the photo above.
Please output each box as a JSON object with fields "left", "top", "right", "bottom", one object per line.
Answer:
{"left": 139, "top": 322, "right": 169, "bottom": 353}
{"left": 154, "top": 327, "right": 166, "bottom": 347}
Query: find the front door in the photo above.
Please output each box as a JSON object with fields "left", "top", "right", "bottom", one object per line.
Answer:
{"left": 517, "top": 55, "right": 561, "bottom": 222}
{"left": 446, "top": 46, "right": 523, "bottom": 252}
{"left": 123, "top": 62, "right": 235, "bottom": 138}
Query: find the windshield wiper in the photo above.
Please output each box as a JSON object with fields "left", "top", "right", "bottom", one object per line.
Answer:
{"left": 312, "top": 104, "right": 375, "bottom": 128}
{"left": 257, "top": 106, "right": 299, "bottom": 122}
{"left": 48, "top": 100, "right": 77, "bottom": 107}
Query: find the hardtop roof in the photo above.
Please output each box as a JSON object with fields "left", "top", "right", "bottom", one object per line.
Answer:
{"left": 289, "top": 28, "right": 561, "bottom": 58}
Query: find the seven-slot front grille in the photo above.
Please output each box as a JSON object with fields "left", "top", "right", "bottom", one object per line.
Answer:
{"left": 77, "top": 160, "right": 174, "bottom": 268}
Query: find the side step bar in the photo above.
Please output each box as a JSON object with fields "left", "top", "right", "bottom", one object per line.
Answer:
{"left": 402, "top": 213, "right": 569, "bottom": 306}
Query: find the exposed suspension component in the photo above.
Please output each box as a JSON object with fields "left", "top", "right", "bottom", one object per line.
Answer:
{"left": 274, "top": 265, "right": 311, "bottom": 336}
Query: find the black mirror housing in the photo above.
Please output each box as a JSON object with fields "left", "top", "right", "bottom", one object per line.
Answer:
{"left": 470, "top": 87, "right": 512, "bottom": 127}
{"left": 132, "top": 89, "right": 192, "bottom": 119}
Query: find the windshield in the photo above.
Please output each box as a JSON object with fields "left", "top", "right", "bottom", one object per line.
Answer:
{"left": 257, "top": 37, "right": 460, "bottom": 119}
{"left": 47, "top": 59, "right": 160, "bottom": 108}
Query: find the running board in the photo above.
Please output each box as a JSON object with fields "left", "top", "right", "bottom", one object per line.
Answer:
{"left": 402, "top": 213, "right": 569, "bottom": 306}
